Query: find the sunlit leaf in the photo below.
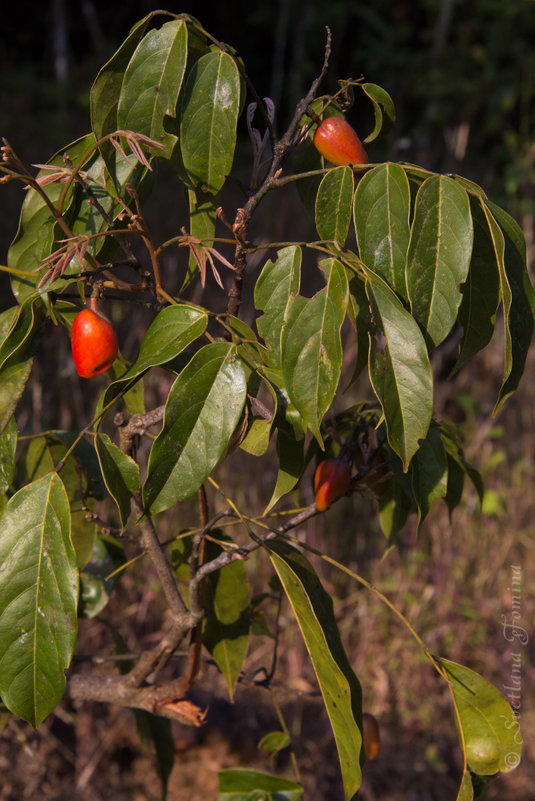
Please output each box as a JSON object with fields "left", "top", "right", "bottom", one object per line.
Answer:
{"left": 315, "top": 166, "right": 353, "bottom": 246}
{"left": 255, "top": 246, "right": 302, "bottom": 368}
{"left": 354, "top": 162, "right": 410, "bottom": 296}
{"left": 267, "top": 540, "right": 363, "bottom": 800}
{"left": 406, "top": 175, "right": 473, "bottom": 346}
{"left": 143, "top": 343, "right": 246, "bottom": 514}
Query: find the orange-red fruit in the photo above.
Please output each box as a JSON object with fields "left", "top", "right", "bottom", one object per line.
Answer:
{"left": 362, "top": 712, "right": 381, "bottom": 760}
{"left": 314, "top": 458, "right": 352, "bottom": 511}
{"left": 71, "top": 308, "right": 119, "bottom": 378}
{"left": 313, "top": 117, "right": 368, "bottom": 166}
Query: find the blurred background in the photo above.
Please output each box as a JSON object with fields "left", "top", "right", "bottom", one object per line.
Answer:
{"left": 0, "top": 2, "right": 534, "bottom": 800}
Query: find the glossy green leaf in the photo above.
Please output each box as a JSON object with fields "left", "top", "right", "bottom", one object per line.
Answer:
{"left": 346, "top": 270, "right": 373, "bottom": 384}
{"left": 91, "top": 12, "right": 167, "bottom": 140}
{"left": 99, "top": 304, "right": 207, "bottom": 413}
{"left": 255, "top": 246, "right": 302, "bottom": 368}
{"left": 354, "top": 163, "right": 410, "bottom": 296}
{"left": 410, "top": 420, "right": 448, "bottom": 523}
{"left": 95, "top": 433, "right": 140, "bottom": 528}
{"left": 487, "top": 202, "right": 535, "bottom": 411}
{"left": 453, "top": 197, "right": 501, "bottom": 374}
{"left": 0, "top": 473, "right": 78, "bottom": 728}
{"left": 218, "top": 768, "right": 303, "bottom": 801}
{"left": 0, "top": 297, "right": 45, "bottom": 371}
{"left": 117, "top": 19, "right": 189, "bottom": 159}
{"left": 365, "top": 271, "right": 433, "bottom": 468}
{"left": 80, "top": 536, "right": 125, "bottom": 619}
{"left": 440, "top": 658, "right": 522, "bottom": 775}
{"left": 203, "top": 542, "right": 250, "bottom": 701}
{"left": 360, "top": 83, "right": 396, "bottom": 143}
{"left": 266, "top": 540, "right": 363, "bottom": 801}
{"left": 264, "top": 428, "right": 305, "bottom": 513}
{"left": 315, "top": 166, "right": 353, "bottom": 246}
{"left": 281, "top": 259, "right": 349, "bottom": 444}
{"left": 143, "top": 343, "right": 247, "bottom": 514}
{"left": 180, "top": 50, "right": 241, "bottom": 193}
{"left": 406, "top": 175, "right": 473, "bottom": 346}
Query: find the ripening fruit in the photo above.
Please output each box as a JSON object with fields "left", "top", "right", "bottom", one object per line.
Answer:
{"left": 313, "top": 117, "right": 368, "bottom": 166}
{"left": 362, "top": 712, "right": 381, "bottom": 760}
{"left": 71, "top": 307, "right": 118, "bottom": 378}
{"left": 314, "top": 458, "right": 352, "bottom": 511}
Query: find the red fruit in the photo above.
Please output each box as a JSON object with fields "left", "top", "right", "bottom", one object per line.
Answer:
{"left": 71, "top": 307, "right": 118, "bottom": 378}
{"left": 313, "top": 117, "right": 368, "bottom": 166}
{"left": 362, "top": 712, "right": 381, "bottom": 760}
{"left": 314, "top": 458, "right": 352, "bottom": 511}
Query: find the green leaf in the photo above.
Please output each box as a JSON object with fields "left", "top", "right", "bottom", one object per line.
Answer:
{"left": 453, "top": 197, "right": 502, "bottom": 374}
{"left": 180, "top": 50, "right": 241, "bottom": 193}
{"left": 264, "top": 428, "right": 305, "bottom": 513}
{"left": 0, "top": 358, "right": 33, "bottom": 436}
{"left": 117, "top": 19, "right": 189, "bottom": 159}
{"left": 255, "top": 246, "right": 302, "bottom": 368}
{"left": 266, "top": 540, "right": 363, "bottom": 801}
{"left": 360, "top": 83, "right": 396, "bottom": 143}
{"left": 203, "top": 540, "right": 250, "bottom": 701}
{"left": 0, "top": 473, "right": 78, "bottom": 728}
{"left": 258, "top": 731, "right": 291, "bottom": 754}
{"left": 0, "top": 297, "right": 45, "bottom": 371}
{"left": 99, "top": 303, "right": 207, "bottom": 413}
{"left": 218, "top": 768, "right": 303, "bottom": 801}
{"left": 0, "top": 416, "right": 17, "bottom": 511}
{"left": 456, "top": 770, "right": 474, "bottom": 801}
{"left": 134, "top": 711, "right": 175, "bottom": 801}
{"left": 346, "top": 271, "right": 373, "bottom": 384}
{"left": 354, "top": 163, "right": 411, "bottom": 297}
{"left": 281, "top": 259, "right": 349, "bottom": 444}
{"left": 315, "top": 166, "right": 353, "bottom": 246}
{"left": 410, "top": 420, "right": 448, "bottom": 523}
{"left": 406, "top": 175, "right": 473, "bottom": 346}
{"left": 365, "top": 271, "right": 433, "bottom": 468}
{"left": 439, "top": 658, "right": 522, "bottom": 775}
{"left": 25, "top": 431, "right": 105, "bottom": 567}
{"left": 95, "top": 434, "right": 140, "bottom": 528}
{"left": 143, "top": 343, "right": 247, "bottom": 514}
{"left": 487, "top": 202, "right": 535, "bottom": 411}
{"left": 79, "top": 536, "right": 125, "bottom": 619}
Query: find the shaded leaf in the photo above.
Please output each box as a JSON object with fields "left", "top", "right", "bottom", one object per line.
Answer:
{"left": 143, "top": 344, "right": 246, "bottom": 514}
{"left": 454, "top": 197, "right": 501, "bottom": 374}
{"left": 264, "top": 428, "right": 305, "bottom": 513}
{"left": 365, "top": 271, "right": 433, "bottom": 468}
{"left": 360, "top": 83, "right": 396, "bottom": 143}
{"left": 135, "top": 711, "right": 175, "bottom": 801}
{"left": 315, "top": 166, "right": 353, "bottom": 246}
{"left": 218, "top": 768, "right": 303, "bottom": 801}
{"left": 410, "top": 420, "right": 448, "bottom": 523}
{"left": 203, "top": 540, "right": 250, "bottom": 700}
{"left": 95, "top": 433, "right": 140, "bottom": 528}
{"left": 439, "top": 658, "right": 522, "bottom": 775}
{"left": 354, "top": 163, "right": 410, "bottom": 296}
{"left": 80, "top": 536, "right": 125, "bottom": 619}
{"left": 266, "top": 540, "right": 363, "bottom": 801}
{"left": 180, "top": 50, "right": 241, "bottom": 193}
{"left": 258, "top": 731, "right": 291, "bottom": 754}
{"left": 0, "top": 474, "right": 78, "bottom": 728}
{"left": 0, "top": 416, "right": 17, "bottom": 511}
{"left": 406, "top": 175, "right": 473, "bottom": 346}
{"left": 183, "top": 186, "right": 219, "bottom": 287}
{"left": 487, "top": 202, "right": 535, "bottom": 411}
{"left": 0, "top": 358, "right": 33, "bottom": 436}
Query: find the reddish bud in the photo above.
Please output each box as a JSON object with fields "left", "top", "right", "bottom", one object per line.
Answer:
{"left": 314, "top": 458, "right": 352, "bottom": 511}
{"left": 71, "top": 307, "right": 119, "bottom": 378}
{"left": 362, "top": 712, "right": 381, "bottom": 760}
{"left": 313, "top": 117, "right": 368, "bottom": 166}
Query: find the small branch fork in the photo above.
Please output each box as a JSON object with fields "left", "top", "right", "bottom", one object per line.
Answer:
{"left": 68, "top": 407, "right": 321, "bottom": 723}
